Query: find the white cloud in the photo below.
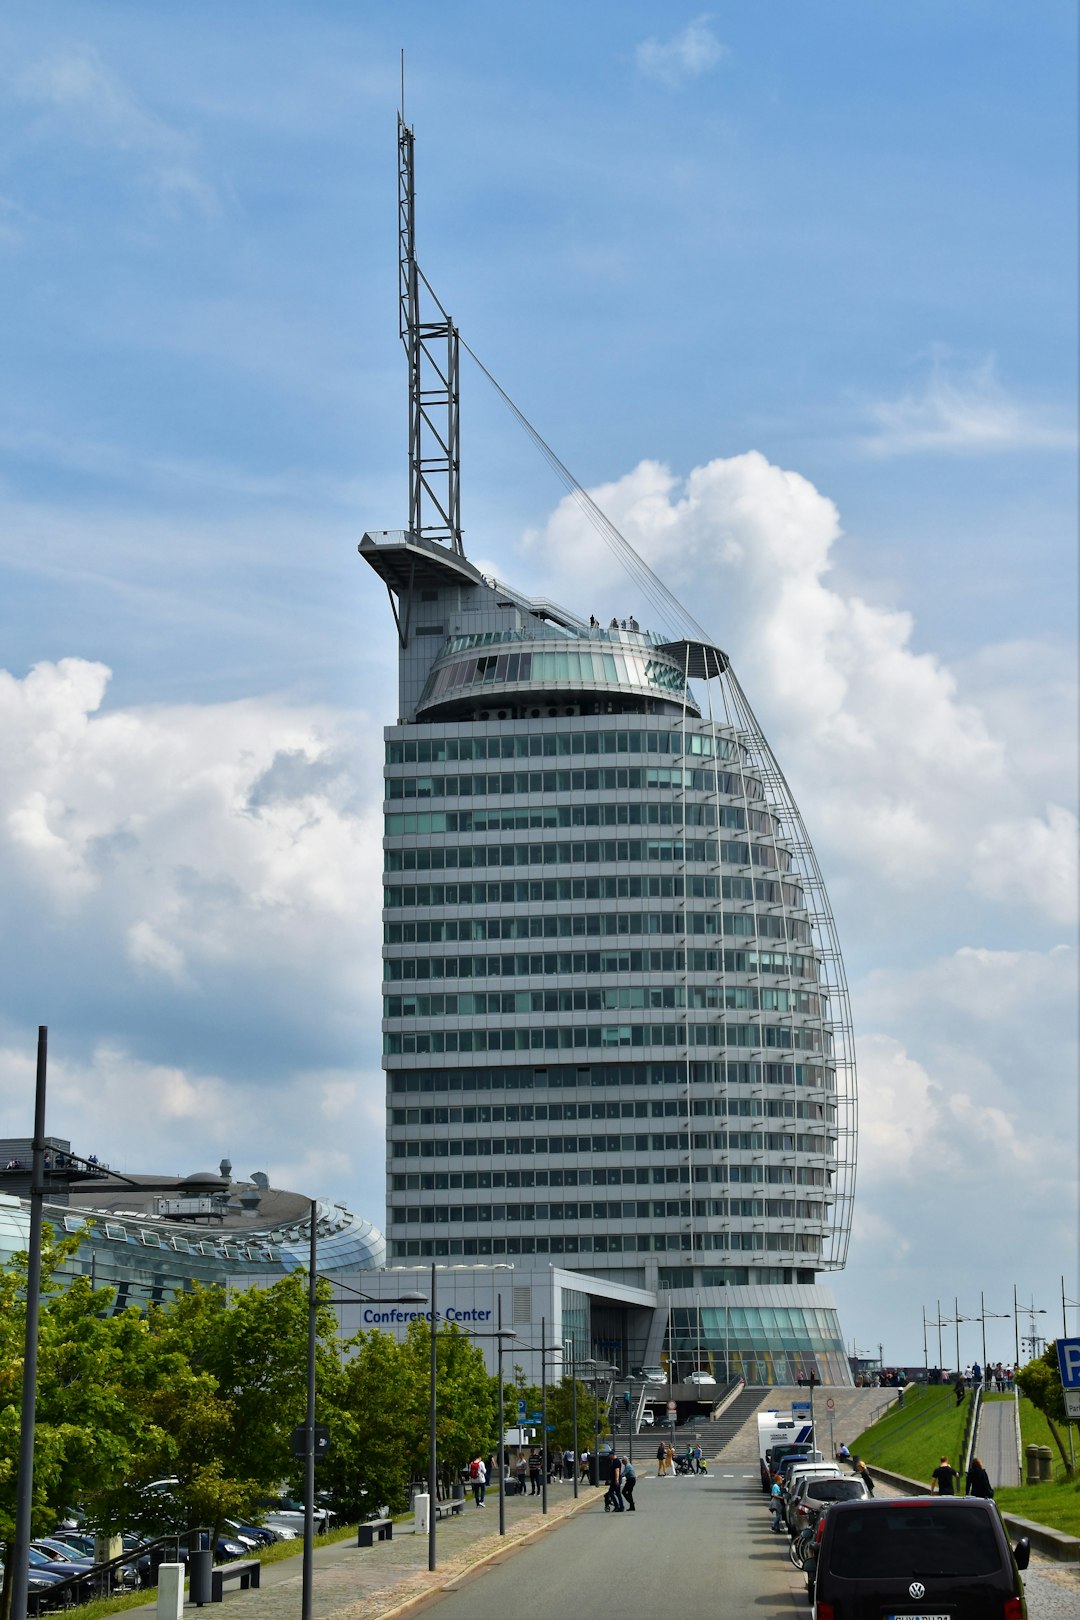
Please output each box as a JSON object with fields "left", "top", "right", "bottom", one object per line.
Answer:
{"left": 635, "top": 17, "right": 727, "bottom": 87}
{"left": 520, "top": 449, "right": 1077, "bottom": 923}
{"left": 15, "top": 44, "right": 220, "bottom": 218}
{"left": 0, "top": 656, "right": 383, "bottom": 993}
{"left": 862, "top": 354, "right": 1076, "bottom": 457}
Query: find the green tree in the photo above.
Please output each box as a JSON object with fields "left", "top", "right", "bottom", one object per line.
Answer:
{"left": 513, "top": 1376, "right": 599, "bottom": 1451}
{"left": 86, "top": 1272, "right": 344, "bottom": 1544}
{"left": 1015, "top": 1346, "right": 1076, "bottom": 1477}
{"left": 318, "top": 1328, "right": 415, "bottom": 1519}
{"left": 0, "top": 1229, "right": 174, "bottom": 1620}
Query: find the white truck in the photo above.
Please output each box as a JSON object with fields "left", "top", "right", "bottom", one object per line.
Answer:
{"left": 757, "top": 1410, "right": 815, "bottom": 1490}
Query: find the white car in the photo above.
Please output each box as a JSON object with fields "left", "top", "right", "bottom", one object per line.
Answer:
{"left": 686, "top": 1371, "right": 716, "bottom": 1385}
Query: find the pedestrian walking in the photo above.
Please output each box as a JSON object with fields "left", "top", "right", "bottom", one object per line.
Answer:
{"left": 605, "top": 1453, "right": 624, "bottom": 1512}
{"left": 770, "top": 1473, "right": 784, "bottom": 1532}
{"left": 579, "top": 1449, "right": 591, "bottom": 1483}
{"left": 931, "top": 1456, "right": 958, "bottom": 1495}
{"left": 469, "top": 1455, "right": 487, "bottom": 1507}
{"left": 621, "top": 1457, "right": 637, "bottom": 1511}
{"left": 966, "top": 1457, "right": 994, "bottom": 1499}
{"left": 515, "top": 1453, "right": 527, "bottom": 1494}
{"left": 665, "top": 1440, "right": 676, "bottom": 1476}
{"left": 656, "top": 1440, "right": 667, "bottom": 1477}
{"left": 853, "top": 1458, "right": 874, "bottom": 1494}
{"left": 693, "top": 1443, "right": 704, "bottom": 1474}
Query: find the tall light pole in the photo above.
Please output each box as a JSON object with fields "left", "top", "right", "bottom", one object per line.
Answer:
{"left": 304, "top": 1237, "right": 425, "bottom": 1619}
{"left": 11, "top": 1026, "right": 48, "bottom": 1620}
{"left": 459, "top": 1311, "right": 516, "bottom": 1536}
{"left": 566, "top": 1338, "right": 579, "bottom": 1501}
{"left": 978, "top": 1292, "right": 1009, "bottom": 1376}
{"left": 428, "top": 1262, "right": 437, "bottom": 1570}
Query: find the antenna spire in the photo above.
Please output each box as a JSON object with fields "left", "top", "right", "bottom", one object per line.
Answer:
{"left": 397, "top": 113, "right": 463, "bottom": 554}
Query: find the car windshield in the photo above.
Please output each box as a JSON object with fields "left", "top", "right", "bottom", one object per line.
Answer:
{"left": 830, "top": 1505, "right": 1001, "bottom": 1578}
{"left": 810, "top": 1480, "right": 865, "bottom": 1501}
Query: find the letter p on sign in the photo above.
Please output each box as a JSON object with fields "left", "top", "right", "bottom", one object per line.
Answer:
{"left": 1056, "top": 1339, "right": 1080, "bottom": 1419}
{"left": 1057, "top": 1339, "right": 1080, "bottom": 1387}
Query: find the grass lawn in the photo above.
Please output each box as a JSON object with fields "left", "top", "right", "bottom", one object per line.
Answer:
{"left": 851, "top": 1385, "right": 969, "bottom": 1482}
{"left": 851, "top": 1388, "right": 1080, "bottom": 1539}
{"left": 70, "top": 1521, "right": 361, "bottom": 1619}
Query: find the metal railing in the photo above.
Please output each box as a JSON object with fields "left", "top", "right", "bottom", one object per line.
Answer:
{"left": 27, "top": 1529, "right": 212, "bottom": 1615}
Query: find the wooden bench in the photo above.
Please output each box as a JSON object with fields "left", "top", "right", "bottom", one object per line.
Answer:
{"left": 434, "top": 1500, "right": 465, "bottom": 1520}
{"left": 357, "top": 1517, "right": 393, "bottom": 1548}
{"left": 210, "top": 1559, "right": 261, "bottom": 1601}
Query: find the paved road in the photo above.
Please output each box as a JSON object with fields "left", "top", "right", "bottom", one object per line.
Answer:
{"left": 407, "top": 1472, "right": 1080, "bottom": 1620}
{"left": 979, "top": 1396, "right": 1023, "bottom": 1486}
{"left": 414, "top": 1467, "right": 808, "bottom": 1618}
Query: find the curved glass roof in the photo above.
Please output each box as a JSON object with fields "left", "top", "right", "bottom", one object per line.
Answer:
{"left": 417, "top": 629, "right": 700, "bottom": 719}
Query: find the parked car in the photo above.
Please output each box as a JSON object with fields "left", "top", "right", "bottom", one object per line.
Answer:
{"left": 782, "top": 1461, "right": 841, "bottom": 1509}
{"left": 632, "top": 1366, "right": 667, "bottom": 1382}
{"left": 809, "top": 1495, "right": 1029, "bottom": 1617}
{"left": 640, "top": 1409, "right": 655, "bottom": 1425}
{"left": 0, "top": 1557, "right": 73, "bottom": 1607}
{"left": 28, "top": 1542, "right": 97, "bottom": 1603}
{"left": 786, "top": 1473, "right": 868, "bottom": 1537}
{"left": 226, "top": 1518, "right": 280, "bottom": 1547}
{"left": 34, "top": 1535, "right": 140, "bottom": 1590}
{"left": 686, "top": 1371, "right": 716, "bottom": 1385}
{"left": 257, "top": 1495, "right": 330, "bottom": 1535}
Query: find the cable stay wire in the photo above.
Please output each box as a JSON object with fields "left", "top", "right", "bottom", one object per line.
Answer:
{"left": 433, "top": 312, "right": 717, "bottom": 648}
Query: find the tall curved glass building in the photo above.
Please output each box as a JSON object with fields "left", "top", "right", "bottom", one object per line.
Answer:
{"left": 362, "top": 531, "right": 858, "bottom": 1385}
{"left": 361, "top": 114, "right": 857, "bottom": 1386}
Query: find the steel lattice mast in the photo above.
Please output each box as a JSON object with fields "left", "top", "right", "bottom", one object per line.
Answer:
{"left": 398, "top": 114, "right": 462, "bottom": 553}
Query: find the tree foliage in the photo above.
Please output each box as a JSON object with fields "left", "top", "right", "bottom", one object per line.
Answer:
{"left": 513, "top": 1374, "right": 604, "bottom": 1451}
{"left": 1015, "top": 1346, "right": 1075, "bottom": 1477}
{"left": 0, "top": 1226, "right": 508, "bottom": 1596}
{"left": 319, "top": 1319, "right": 500, "bottom": 1516}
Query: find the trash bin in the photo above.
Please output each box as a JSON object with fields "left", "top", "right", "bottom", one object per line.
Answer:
{"left": 188, "top": 1548, "right": 213, "bottom": 1608}
{"left": 451, "top": 1481, "right": 465, "bottom": 1501}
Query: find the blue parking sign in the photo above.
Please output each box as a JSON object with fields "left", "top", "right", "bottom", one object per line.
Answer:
{"left": 1055, "top": 1338, "right": 1080, "bottom": 1420}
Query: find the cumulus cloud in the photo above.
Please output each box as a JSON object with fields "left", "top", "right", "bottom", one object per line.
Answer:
{"left": 635, "top": 17, "right": 727, "bottom": 87}
{"left": 862, "top": 353, "right": 1076, "bottom": 457}
{"left": 520, "top": 449, "right": 1077, "bottom": 923}
{"left": 0, "top": 659, "right": 384, "bottom": 1187}
{"left": 15, "top": 44, "right": 220, "bottom": 218}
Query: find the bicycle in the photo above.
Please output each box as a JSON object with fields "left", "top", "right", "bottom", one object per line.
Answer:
{"left": 788, "top": 1523, "right": 817, "bottom": 1570}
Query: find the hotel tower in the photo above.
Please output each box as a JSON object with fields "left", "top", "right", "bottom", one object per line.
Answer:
{"left": 359, "top": 117, "right": 857, "bottom": 1384}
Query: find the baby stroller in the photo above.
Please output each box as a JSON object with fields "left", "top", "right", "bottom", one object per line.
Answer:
{"left": 673, "top": 1454, "right": 695, "bottom": 1475}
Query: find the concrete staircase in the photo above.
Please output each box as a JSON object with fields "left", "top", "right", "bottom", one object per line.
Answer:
{"left": 704, "top": 1386, "right": 899, "bottom": 1465}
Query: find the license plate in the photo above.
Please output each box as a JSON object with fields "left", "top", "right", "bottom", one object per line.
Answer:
{"left": 887, "top": 1614, "right": 951, "bottom": 1619}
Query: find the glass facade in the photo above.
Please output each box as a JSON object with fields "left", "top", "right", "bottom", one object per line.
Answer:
{"left": 362, "top": 530, "right": 857, "bottom": 1382}
{"left": 0, "top": 1192, "right": 384, "bottom": 1311}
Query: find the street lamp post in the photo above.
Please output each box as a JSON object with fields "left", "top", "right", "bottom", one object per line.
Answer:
{"left": 428, "top": 1262, "right": 437, "bottom": 1571}
{"left": 11, "top": 1026, "right": 48, "bottom": 1620}
{"left": 1013, "top": 1284, "right": 1048, "bottom": 1368}
{"left": 458, "top": 1312, "right": 516, "bottom": 1536}
{"left": 306, "top": 1243, "right": 425, "bottom": 1617}
{"left": 540, "top": 1316, "right": 548, "bottom": 1514}
{"left": 565, "top": 1338, "right": 579, "bottom": 1502}
{"left": 978, "top": 1292, "right": 1009, "bottom": 1377}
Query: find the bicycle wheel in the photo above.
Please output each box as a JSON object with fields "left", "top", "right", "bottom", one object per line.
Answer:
{"left": 789, "top": 1531, "right": 813, "bottom": 1570}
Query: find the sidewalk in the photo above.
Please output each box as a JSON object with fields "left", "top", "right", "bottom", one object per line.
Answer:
{"left": 121, "top": 1482, "right": 600, "bottom": 1620}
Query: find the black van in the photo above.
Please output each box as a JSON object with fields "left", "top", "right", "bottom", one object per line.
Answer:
{"left": 811, "top": 1496, "right": 1029, "bottom": 1619}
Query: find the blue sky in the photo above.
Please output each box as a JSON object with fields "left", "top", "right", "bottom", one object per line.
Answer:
{"left": 0, "top": 2, "right": 1075, "bottom": 1366}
